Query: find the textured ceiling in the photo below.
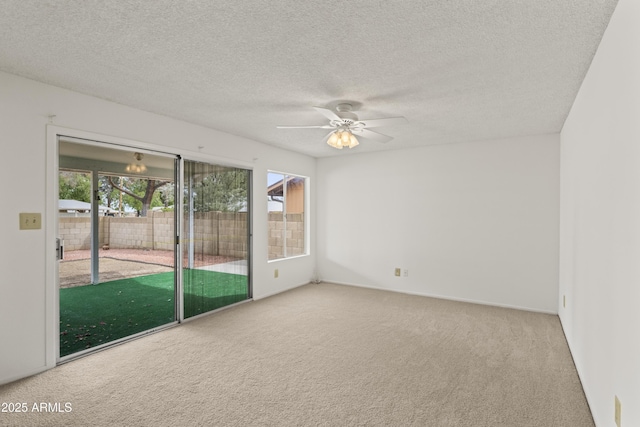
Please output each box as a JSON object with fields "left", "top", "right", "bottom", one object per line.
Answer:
{"left": 0, "top": 1, "right": 618, "bottom": 157}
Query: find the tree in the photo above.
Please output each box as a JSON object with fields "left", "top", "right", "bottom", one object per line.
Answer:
{"left": 157, "top": 184, "right": 174, "bottom": 209}
{"left": 107, "top": 177, "right": 172, "bottom": 217}
{"left": 59, "top": 171, "right": 91, "bottom": 202}
{"left": 99, "top": 176, "right": 122, "bottom": 211}
{"left": 190, "top": 169, "right": 248, "bottom": 212}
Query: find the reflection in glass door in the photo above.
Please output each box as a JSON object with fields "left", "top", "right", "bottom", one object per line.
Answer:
{"left": 58, "top": 139, "right": 178, "bottom": 358}
{"left": 183, "top": 160, "right": 250, "bottom": 319}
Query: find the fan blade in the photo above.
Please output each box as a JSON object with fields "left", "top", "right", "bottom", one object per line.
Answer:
{"left": 313, "top": 106, "right": 342, "bottom": 121}
{"left": 359, "top": 116, "right": 408, "bottom": 128}
{"left": 276, "top": 125, "right": 334, "bottom": 129}
{"left": 357, "top": 129, "right": 394, "bottom": 143}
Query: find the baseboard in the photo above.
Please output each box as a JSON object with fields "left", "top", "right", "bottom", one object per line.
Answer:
{"left": 0, "top": 364, "right": 51, "bottom": 386}
{"left": 558, "top": 316, "right": 596, "bottom": 424}
{"left": 322, "top": 280, "right": 558, "bottom": 315}
{"left": 252, "top": 281, "right": 311, "bottom": 301}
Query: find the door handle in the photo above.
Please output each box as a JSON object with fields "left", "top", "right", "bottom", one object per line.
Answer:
{"left": 56, "top": 238, "right": 64, "bottom": 261}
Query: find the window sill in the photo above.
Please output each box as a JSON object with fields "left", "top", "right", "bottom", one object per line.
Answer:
{"left": 267, "top": 253, "right": 310, "bottom": 263}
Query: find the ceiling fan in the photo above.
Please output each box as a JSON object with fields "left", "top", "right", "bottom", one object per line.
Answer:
{"left": 277, "top": 103, "right": 408, "bottom": 149}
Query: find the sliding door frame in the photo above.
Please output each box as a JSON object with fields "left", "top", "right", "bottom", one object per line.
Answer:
{"left": 46, "top": 126, "right": 253, "bottom": 367}
{"left": 247, "top": 170, "right": 253, "bottom": 299}
{"left": 56, "top": 136, "right": 180, "bottom": 362}
{"left": 180, "top": 157, "right": 253, "bottom": 321}
{"left": 176, "top": 155, "right": 185, "bottom": 321}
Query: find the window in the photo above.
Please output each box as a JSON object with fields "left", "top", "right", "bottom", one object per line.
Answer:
{"left": 267, "top": 171, "right": 307, "bottom": 260}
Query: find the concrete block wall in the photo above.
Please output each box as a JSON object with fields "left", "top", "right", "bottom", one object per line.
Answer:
{"left": 186, "top": 211, "right": 217, "bottom": 256}
{"left": 286, "top": 213, "right": 305, "bottom": 257}
{"left": 268, "top": 212, "right": 284, "bottom": 259}
{"left": 58, "top": 211, "right": 251, "bottom": 258}
{"left": 58, "top": 217, "right": 92, "bottom": 251}
{"left": 219, "top": 212, "right": 248, "bottom": 259}
{"left": 107, "top": 216, "right": 154, "bottom": 249}
{"left": 151, "top": 211, "right": 174, "bottom": 251}
{"left": 268, "top": 212, "right": 305, "bottom": 260}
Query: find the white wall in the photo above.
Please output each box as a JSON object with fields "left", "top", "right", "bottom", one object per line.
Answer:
{"left": 317, "top": 134, "right": 560, "bottom": 313}
{"left": 559, "top": 0, "right": 640, "bottom": 425}
{"left": 0, "top": 71, "right": 316, "bottom": 385}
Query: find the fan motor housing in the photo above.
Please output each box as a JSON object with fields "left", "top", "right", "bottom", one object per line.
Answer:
{"left": 336, "top": 103, "right": 358, "bottom": 121}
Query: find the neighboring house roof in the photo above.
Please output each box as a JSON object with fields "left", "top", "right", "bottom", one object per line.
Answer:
{"left": 267, "top": 176, "right": 304, "bottom": 197}
{"left": 58, "top": 199, "right": 113, "bottom": 213}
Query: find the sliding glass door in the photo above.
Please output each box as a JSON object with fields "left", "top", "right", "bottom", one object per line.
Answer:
{"left": 56, "top": 138, "right": 252, "bottom": 360}
{"left": 58, "top": 138, "right": 178, "bottom": 358}
{"left": 182, "top": 160, "right": 251, "bottom": 319}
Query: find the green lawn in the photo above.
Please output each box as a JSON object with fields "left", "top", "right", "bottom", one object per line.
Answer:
{"left": 60, "top": 269, "right": 247, "bottom": 357}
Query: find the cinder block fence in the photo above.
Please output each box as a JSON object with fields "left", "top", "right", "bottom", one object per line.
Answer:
{"left": 59, "top": 212, "right": 247, "bottom": 257}
{"left": 59, "top": 211, "right": 303, "bottom": 259}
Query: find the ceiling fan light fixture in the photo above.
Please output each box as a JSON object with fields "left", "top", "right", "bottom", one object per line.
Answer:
{"left": 279, "top": 104, "right": 406, "bottom": 150}
{"left": 125, "top": 152, "right": 148, "bottom": 173}
{"left": 327, "top": 130, "right": 359, "bottom": 150}
{"left": 327, "top": 131, "right": 343, "bottom": 149}
{"left": 348, "top": 133, "right": 359, "bottom": 148}
{"left": 340, "top": 130, "right": 351, "bottom": 144}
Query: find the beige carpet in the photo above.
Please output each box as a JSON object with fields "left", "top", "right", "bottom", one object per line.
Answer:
{"left": 0, "top": 283, "right": 593, "bottom": 427}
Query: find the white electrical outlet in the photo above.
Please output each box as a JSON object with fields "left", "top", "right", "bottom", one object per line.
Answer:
{"left": 403, "top": 269, "right": 409, "bottom": 277}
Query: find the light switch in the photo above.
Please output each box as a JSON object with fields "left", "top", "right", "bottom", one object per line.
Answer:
{"left": 19, "top": 213, "right": 41, "bottom": 230}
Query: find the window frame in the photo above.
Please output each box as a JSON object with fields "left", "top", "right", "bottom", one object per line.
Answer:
{"left": 267, "top": 170, "right": 309, "bottom": 262}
